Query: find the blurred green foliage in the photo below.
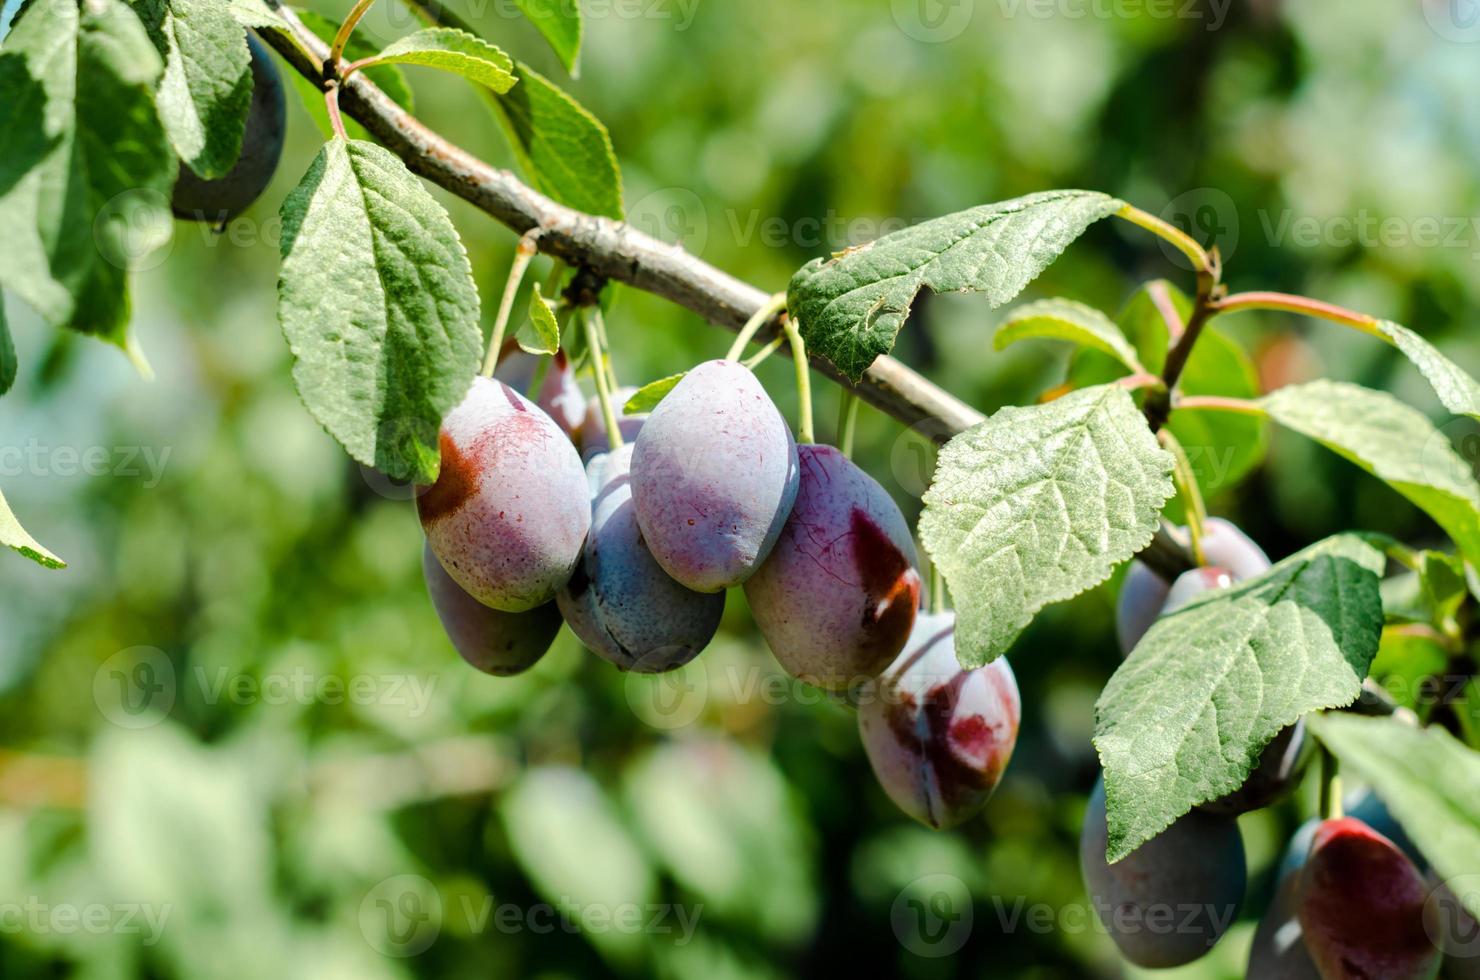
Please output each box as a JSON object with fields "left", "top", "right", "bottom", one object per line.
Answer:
{"left": 2, "top": 0, "right": 1479, "bottom": 976}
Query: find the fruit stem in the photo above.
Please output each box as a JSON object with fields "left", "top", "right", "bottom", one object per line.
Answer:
{"left": 1318, "top": 744, "right": 1342, "bottom": 820}
{"left": 783, "top": 316, "right": 814, "bottom": 444}
{"left": 929, "top": 563, "right": 946, "bottom": 615}
{"left": 481, "top": 231, "right": 541, "bottom": 378}
{"left": 330, "top": 0, "right": 377, "bottom": 68}
{"left": 1157, "top": 429, "right": 1207, "bottom": 566}
{"left": 837, "top": 389, "right": 860, "bottom": 458}
{"left": 585, "top": 307, "right": 624, "bottom": 450}
{"left": 1210, "top": 291, "right": 1384, "bottom": 338}
{"left": 323, "top": 85, "right": 348, "bottom": 141}
{"left": 741, "top": 335, "right": 786, "bottom": 370}
{"left": 725, "top": 292, "right": 788, "bottom": 361}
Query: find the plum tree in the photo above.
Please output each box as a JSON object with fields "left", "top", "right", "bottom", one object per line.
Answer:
{"left": 580, "top": 385, "right": 646, "bottom": 459}
{"left": 1247, "top": 875, "right": 1321, "bottom": 979}
{"left": 856, "top": 610, "right": 1020, "bottom": 829}
{"left": 419, "top": 376, "right": 591, "bottom": 612}
{"left": 557, "top": 444, "right": 725, "bottom": 673}
{"left": 1079, "top": 776, "right": 1246, "bottom": 968}
{"left": 631, "top": 360, "right": 799, "bottom": 591}
{"left": 1296, "top": 817, "right": 1442, "bottom": 980}
{"left": 493, "top": 345, "right": 586, "bottom": 440}
{"left": 1116, "top": 517, "right": 1271, "bottom": 655}
{"left": 171, "top": 34, "right": 286, "bottom": 223}
{"left": 744, "top": 444, "right": 921, "bottom": 691}
{"left": 422, "top": 544, "right": 560, "bottom": 676}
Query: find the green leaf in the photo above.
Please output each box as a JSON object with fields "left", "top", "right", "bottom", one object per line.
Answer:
{"left": 510, "top": 0, "right": 582, "bottom": 75}
{"left": 0, "top": 0, "right": 174, "bottom": 354}
{"left": 0, "top": 485, "right": 65, "bottom": 568}
{"left": 1309, "top": 712, "right": 1480, "bottom": 920}
{"left": 0, "top": 298, "right": 15, "bottom": 397}
{"left": 132, "top": 0, "right": 253, "bottom": 178}
{"left": 995, "top": 297, "right": 1143, "bottom": 372}
{"left": 516, "top": 282, "right": 559, "bottom": 355}
{"left": 487, "top": 60, "right": 623, "bottom": 219}
{"left": 1095, "top": 535, "right": 1385, "bottom": 860}
{"left": 920, "top": 384, "right": 1174, "bottom": 667}
{"left": 277, "top": 139, "right": 483, "bottom": 484}
{"left": 224, "top": 0, "right": 281, "bottom": 28}
{"left": 1376, "top": 319, "right": 1480, "bottom": 420}
{"left": 1261, "top": 381, "right": 1480, "bottom": 563}
{"left": 624, "top": 372, "right": 684, "bottom": 414}
{"left": 355, "top": 27, "right": 514, "bottom": 93}
{"left": 788, "top": 190, "right": 1123, "bottom": 381}
{"left": 291, "top": 9, "right": 413, "bottom": 141}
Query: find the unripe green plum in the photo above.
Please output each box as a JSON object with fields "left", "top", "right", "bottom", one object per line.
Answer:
{"left": 419, "top": 376, "right": 591, "bottom": 612}
{"left": 1247, "top": 874, "right": 1322, "bottom": 979}
{"left": 492, "top": 345, "right": 585, "bottom": 440}
{"left": 557, "top": 444, "right": 725, "bottom": 672}
{"left": 1079, "top": 776, "right": 1246, "bottom": 968}
{"left": 631, "top": 360, "right": 799, "bottom": 592}
{"left": 1296, "top": 817, "right": 1441, "bottom": 980}
{"left": 422, "top": 543, "right": 559, "bottom": 676}
{"left": 171, "top": 34, "right": 286, "bottom": 223}
{"left": 744, "top": 444, "right": 920, "bottom": 691}
{"left": 1116, "top": 518, "right": 1271, "bottom": 655}
{"left": 856, "top": 611, "right": 1019, "bottom": 829}
{"left": 580, "top": 385, "right": 646, "bottom": 459}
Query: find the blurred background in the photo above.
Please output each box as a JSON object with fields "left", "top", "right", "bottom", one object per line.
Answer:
{"left": 2, "top": 0, "right": 1479, "bottom": 976}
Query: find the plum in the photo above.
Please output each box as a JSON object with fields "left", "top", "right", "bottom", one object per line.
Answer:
{"left": 1080, "top": 776, "right": 1246, "bottom": 968}
{"left": 1116, "top": 518, "right": 1271, "bottom": 655}
{"left": 744, "top": 444, "right": 921, "bottom": 691}
{"left": 1279, "top": 789, "right": 1426, "bottom": 884}
{"left": 172, "top": 33, "right": 286, "bottom": 223}
{"left": 557, "top": 444, "right": 725, "bottom": 673}
{"left": 1296, "top": 817, "right": 1441, "bottom": 980}
{"left": 580, "top": 385, "right": 646, "bottom": 459}
{"left": 493, "top": 345, "right": 585, "bottom": 440}
{"left": 630, "top": 360, "right": 799, "bottom": 592}
{"left": 1246, "top": 874, "right": 1321, "bottom": 979}
{"left": 419, "top": 376, "right": 591, "bottom": 612}
{"left": 422, "top": 543, "right": 560, "bottom": 676}
{"left": 856, "top": 611, "right": 1019, "bottom": 829}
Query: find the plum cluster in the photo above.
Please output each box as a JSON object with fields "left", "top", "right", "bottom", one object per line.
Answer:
{"left": 1094, "top": 523, "right": 1473, "bottom": 977}
{"left": 418, "top": 354, "right": 1019, "bottom": 828}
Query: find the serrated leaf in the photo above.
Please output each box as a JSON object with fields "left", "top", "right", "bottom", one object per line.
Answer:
{"left": 0, "top": 0, "right": 173, "bottom": 353}
{"left": 0, "top": 298, "right": 14, "bottom": 397}
{"left": 788, "top": 190, "right": 1123, "bottom": 381}
{"left": 277, "top": 139, "right": 483, "bottom": 484}
{"left": 510, "top": 0, "right": 581, "bottom": 74}
{"left": 487, "top": 60, "right": 623, "bottom": 219}
{"left": 132, "top": 0, "right": 253, "bottom": 178}
{"left": 0, "top": 485, "right": 65, "bottom": 568}
{"left": 624, "top": 372, "right": 683, "bottom": 414}
{"left": 224, "top": 0, "right": 280, "bottom": 28}
{"left": 1095, "top": 534, "right": 1385, "bottom": 860}
{"left": 516, "top": 282, "right": 559, "bottom": 355}
{"left": 291, "top": 8, "right": 413, "bottom": 141}
{"left": 1262, "top": 381, "right": 1480, "bottom": 563}
{"left": 1309, "top": 712, "right": 1480, "bottom": 920}
{"left": 920, "top": 384, "right": 1174, "bottom": 667}
{"left": 1376, "top": 319, "right": 1480, "bottom": 420}
{"left": 995, "top": 297, "right": 1143, "bottom": 372}
{"left": 356, "top": 27, "right": 514, "bottom": 92}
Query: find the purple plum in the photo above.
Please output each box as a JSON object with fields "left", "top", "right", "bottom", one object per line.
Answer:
{"left": 857, "top": 611, "right": 1020, "bottom": 829}
{"left": 492, "top": 344, "right": 586, "bottom": 441}
{"left": 743, "top": 444, "right": 921, "bottom": 691}
{"left": 419, "top": 376, "right": 591, "bottom": 612}
{"left": 422, "top": 543, "right": 560, "bottom": 676}
{"left": 631, "top": 360, "right": 799, "bottom": 591}
{"left": 1247, "top": 874, "right": 1322, "bottom": 979}
{"left": 557, "top": 444, "right": 725, "bottom": 673}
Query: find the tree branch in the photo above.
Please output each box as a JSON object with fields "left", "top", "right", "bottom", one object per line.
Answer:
{"left": 253, "top": 7, "right": 983, "bottom": 439}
